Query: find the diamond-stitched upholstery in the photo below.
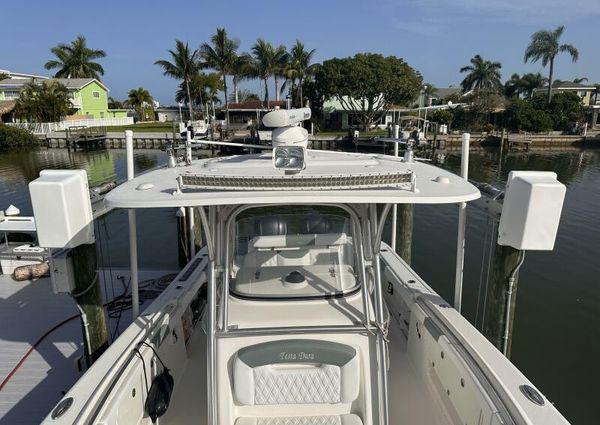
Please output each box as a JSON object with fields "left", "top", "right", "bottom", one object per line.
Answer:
{"left": 254, "top": 364, "right": 341, "bottom": 405}
{"left": 233, "top": 340, "right": 360, "bottom": 406}
{"left": 235, "top": 414, "right": 363, "bottom": 425}
{"left": 256, "top": 416, "right": 340, "bottom": 425}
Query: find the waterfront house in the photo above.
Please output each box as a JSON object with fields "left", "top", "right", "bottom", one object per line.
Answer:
{"left": 228, "top": 100, "right": 286, "bottom": 127}
{"left": 533, "top": 80, "right": 598, "bottom": 106}
{"left": 533, "top": 81, "right": 600, "bottom": 129}
{"left": 323, "top": 96, "right": 405, "bottom": 130}
{"left": 0, "top": 73, "right": 127, "bottom": 120}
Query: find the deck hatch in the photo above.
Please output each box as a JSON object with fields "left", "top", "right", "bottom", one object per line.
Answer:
{"left": 181, "top": 171, "right": 415, "bottom": 191}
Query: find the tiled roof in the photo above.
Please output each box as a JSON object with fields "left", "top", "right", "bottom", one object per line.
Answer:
{"left": 432, "top": 87, "right": 462, "bottom": 99}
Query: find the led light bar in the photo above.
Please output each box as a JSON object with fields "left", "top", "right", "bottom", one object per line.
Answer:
{"left": 181, "top": 171, "right": 416, "bottom": 191}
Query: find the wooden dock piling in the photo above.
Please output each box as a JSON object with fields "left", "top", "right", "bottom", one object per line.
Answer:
{"left": 482, "top": 243, "right": 522, "bottom": 357}
{"left": 71, "top": 243, "right": 109, "bottom": 364}
{"left": 396, "top": 204, "right": 414, "bottom": 265}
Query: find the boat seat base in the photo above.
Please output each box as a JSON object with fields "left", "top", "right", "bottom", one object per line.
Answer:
{"left": 235, "top": 413, "right": 363, "bottom": 425}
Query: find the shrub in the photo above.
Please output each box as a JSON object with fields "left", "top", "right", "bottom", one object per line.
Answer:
{"left": 0, "top": 124, "right": 40, "bottom": 149}
{"left": 503, "top": 98, "right": 553, "bottom": 132}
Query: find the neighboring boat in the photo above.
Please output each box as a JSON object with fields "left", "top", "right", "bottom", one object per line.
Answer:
{"left": 35, "top": 108, "right": 568, "bottom": 425}
{"left": 0, "top": 209, "right": 47, "bottom": 276}
{"left": 179, "top": 120, "right": 209, "bottom": 140}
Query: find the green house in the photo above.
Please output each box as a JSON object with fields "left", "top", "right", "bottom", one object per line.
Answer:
{"left": 0, "top": 76, "right": 127, "bottom": 120}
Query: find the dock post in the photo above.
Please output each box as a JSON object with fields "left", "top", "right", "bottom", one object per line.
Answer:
{"left": 483, "top": 244, "right": 523, "bottom": 357}
{"left": 454, "top": 133, "right": 470, "bottom": 312}
{"left": 125, "top": 130, "right": 140, "bottom": 319}
{"left": 396, "top": 204, "right": 413, "bottom": 264}
{"left": 71, "top": 243, "right": 109, "bottom": 364}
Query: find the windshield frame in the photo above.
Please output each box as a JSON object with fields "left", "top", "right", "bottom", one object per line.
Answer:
{"left": 224, "top": 203, "right": 366, "bottom": 302}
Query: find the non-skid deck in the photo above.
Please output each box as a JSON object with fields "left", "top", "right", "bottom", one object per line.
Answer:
{"left": 0, "top": 276, "right": 82, "bottom": 425}
{"left": 0, "top": 269, "right": 178, "bottom": 424}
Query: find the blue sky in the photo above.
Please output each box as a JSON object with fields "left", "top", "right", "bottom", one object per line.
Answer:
{"left": 1, "top": 0, "right": 598, "bottom": 105}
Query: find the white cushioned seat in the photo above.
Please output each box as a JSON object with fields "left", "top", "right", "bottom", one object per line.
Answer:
{"left": 235, "top": 413, "right": 363, "bottom": 425}
{"left": 233, "top": 339, "right": 359, "bottom": 406}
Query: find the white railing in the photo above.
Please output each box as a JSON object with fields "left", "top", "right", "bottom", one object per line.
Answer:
{"left": 7, "top": 117, "right": 134, "bottom": 135}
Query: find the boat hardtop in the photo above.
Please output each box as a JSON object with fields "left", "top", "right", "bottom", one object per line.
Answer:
{"left": 104, "top": 150, "right": 480, "bottom": 208}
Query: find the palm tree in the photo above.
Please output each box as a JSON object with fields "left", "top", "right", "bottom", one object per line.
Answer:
{"left": 176, "top": 72, "right": 223, "bottom": 112}
{"left": 520, "top": 73, "right": 547, "bottom": 98}
{"left": 524, "top": 25, "right": 579, "bottom": 103}
{"left": 460, "top": 54, "right": 502, "bottom": 92}
{"left": 231, "top": 54, "right": 254, "bottom": 104}
{"left": 250, "top": 39, "right": 287, "bottom": 106}
{"left": 504, "top": 74, "right": 522, "bottom": 98}
{"left": 282, "top": 40, "right": 316, "bottom": 106}
{"left": 155, "top": 40, "right": 199, "bottom": 121}
{"left": 272, "top": 46, "right": 288, "bottom": 102}
{"left": 44, "top": 35, "right": 106, "bottom": 79}
{"left": 229, "top": 89, "right": 259, "bottom": 103}
{"left": 15, "top": 80, "right": 73, "bottom": 122}
{"left": 199, "top": 28, "right": 240, "bottom": 125}
{"left": 127, "top": 87, "right": 153, "bottom": 121}
{"left": 573, "top": 77, "right": 588, "bottom": 84}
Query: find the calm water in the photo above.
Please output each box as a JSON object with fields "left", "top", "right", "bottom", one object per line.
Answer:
{"left": 0, "top": 147, "right": 598, "bottom": 424}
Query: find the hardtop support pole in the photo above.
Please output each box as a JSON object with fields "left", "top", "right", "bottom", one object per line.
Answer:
{"left": 454, "top": 133, "right": 470, "bottom": 312}
{"left": 206, "top": 206, "right": 217, "bottom": 425}
{"left": 187, "top": 206, "right": 196, "bottom": 258}
{"left": 125, "top": 130, "right": 139, "bottom": 319}
{"left": 391, "top": 125, "right": 399, "bottom": 252}
{"left": 370, "top": 203, "right": 391, "bottom": 425}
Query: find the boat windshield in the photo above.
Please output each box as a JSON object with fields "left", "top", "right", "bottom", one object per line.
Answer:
{"left": 231, "top": 206, "right": 359, "bottom": 300}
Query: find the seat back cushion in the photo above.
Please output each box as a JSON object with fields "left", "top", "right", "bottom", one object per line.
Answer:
{"left": 233, "top": 339, "right": 359, "bottom": 405}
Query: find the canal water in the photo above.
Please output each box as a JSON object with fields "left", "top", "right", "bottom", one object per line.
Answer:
{"left": 0, "top": 147, "right": 598, "bottom": 424}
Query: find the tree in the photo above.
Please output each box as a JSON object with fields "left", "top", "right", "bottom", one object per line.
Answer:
{"left": 44, "top": 35, "right": 106, "bottom": 79}
{"left": 200, "top": 28, "right": 240, "bottom": 124}
{"left": 108, "top": 97, "right": 123, "bottom": 109}
{"left": 229, "top": 89, "right": 259, "bottom": 103}
{"left": 176, "top": 72, "right": 223, "bottom": 111}
{"left": 546, "top": 91, "right": 584, "bottom": 130}
{"left": 0, "top": 72, "right": 8, "bottom": 81}
{"left": 14, "top": 80, "right": 73, "bottom": 122}
{"left": 231, "top": 54, "right": 254, "bottom": 104}
{"left": 302, "top": 64, "right": 328, "bottom": 116}
{"left": 282, "top": 40, "right": 317, "bottom": 106}
{"left": 460, "top": 54, "right": 502, "bottom": 92}
{"left": 503, "top": 98, "right": 553, "bottom": 132}
{"left": 250, "top": 39, "right": 288, "bottom": 106}
{"left": 421, "top": 83, "right": 436, "bottom": 106}
{"left": 505, "top": 73, "right": 547, "bottom": 99}
{"left": 520, "top": 73, "right": 547, "bottom": 98}
{"left": 127, "top": 87, "right": 153, "bottom": 122}
{"left": 504, "top": 74, "right": 522, "bottom": 98}
{"left": 452, "top": 88, "right": 505, "bottom": 131}
{"left": 155, "top": 40, "right": 199, "bottom": 121}
{"left": 319, "top": 53, "right": 422, "bottom": 130}
{"left": 524, "top": 25, "right": 579, "bottom": 103}
{"left": 431, "top": 109, "right": 453, "bottom": 126}
{"left": 572, "top": 77, "right": 588, "bottom": 84}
